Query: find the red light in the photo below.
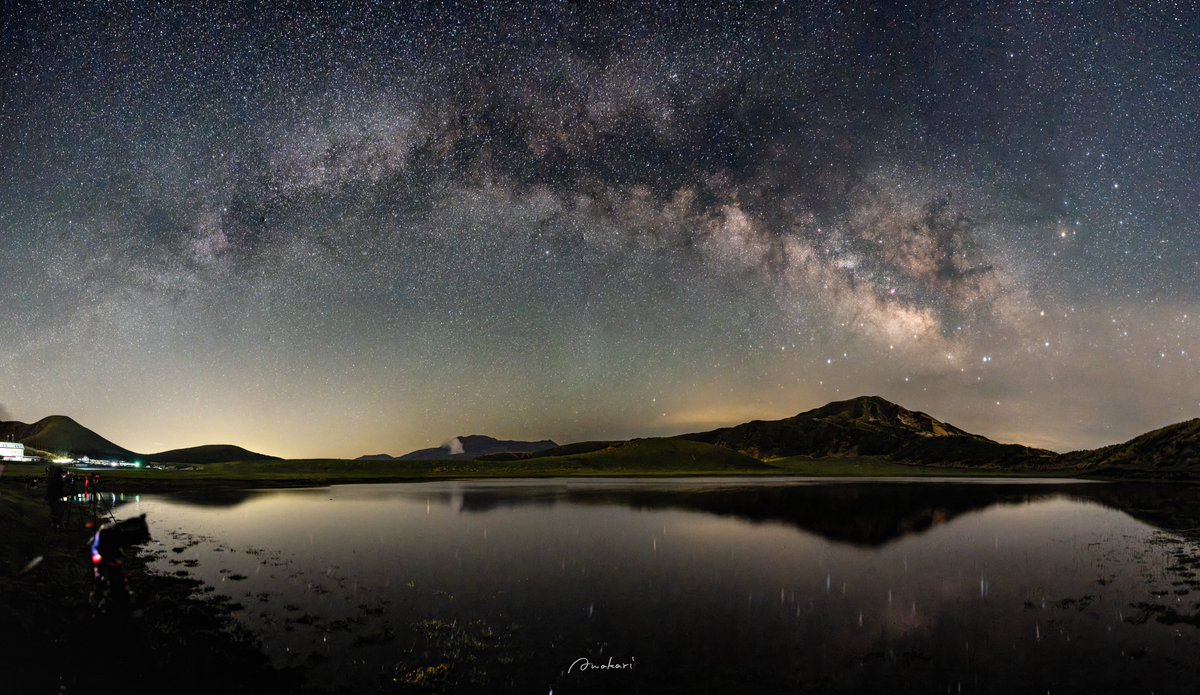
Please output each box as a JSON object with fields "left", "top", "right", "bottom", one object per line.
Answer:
{"left": 91, "top": 553, "right": 102, "bottom": 565}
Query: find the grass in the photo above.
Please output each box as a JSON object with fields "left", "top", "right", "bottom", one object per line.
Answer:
{"left": 504, "top": 437, "right": 767, "bottom": 472}
{"left": 765, "top": 456, "right": 1083, "bottom": 477}
{"left": 3, "top": 441, "right": 1085, "bottom": 494}
{"left": 8, "top": 439, "right": 765, "bottom": 491}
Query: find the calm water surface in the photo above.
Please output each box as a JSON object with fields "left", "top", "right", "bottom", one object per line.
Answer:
{"left": 116, "top": 478, "right": 1200, "bottom": 694}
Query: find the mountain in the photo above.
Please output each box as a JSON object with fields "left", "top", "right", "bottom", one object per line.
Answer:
{"left": 0, "top": 415, "right": 276, "bottom": 463}
{"left": 8, "top": 399, "right": 1194, "bottom": 474}
{"left": 359, "top": 435, "right": 558, "bottom": 462}
{"left": 678, "top": 395, "right": 1056, "bottom": 467}
{"left": 1060, "top": 418, "right": 1200, "bottom": 477}
{"left": 146, "top": 445, "right": 280, "bottom": 465}
{"left": 0, "top": 415, "right": 137, "bottom": 459}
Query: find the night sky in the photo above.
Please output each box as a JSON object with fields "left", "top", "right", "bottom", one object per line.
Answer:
{"left": 1, "top": 1, "right": 1197, "bottom": 459}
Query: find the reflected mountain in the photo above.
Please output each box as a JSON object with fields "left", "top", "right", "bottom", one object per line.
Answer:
{"left": 436, "top": 480, "right": 1200, "bottom": 547}
{"left": 430, "top": 481, "right": 1064, "bottom": 546}
{"left": 1081, "top": 483, "right": 1200, "bottom": 541}
{"left": 152, "top": 488, "right": 266, "bottom": 507}
{"left": 140, "top": 478, "right": 1200, "bottom": 549}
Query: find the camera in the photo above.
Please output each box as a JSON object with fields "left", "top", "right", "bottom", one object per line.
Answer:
{"left": 90, "top": 514, "right": 152, "bottom": 565}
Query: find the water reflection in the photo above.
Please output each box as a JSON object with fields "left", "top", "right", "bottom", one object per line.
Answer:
{"left": 156, "top": 478, "right": 1200, "bottom": 546}
{"left": 439, "top": 479, "right": 1097, "bottom": 547}
{"left": 124, "top": 479, "right": 1200, "bottom": 694}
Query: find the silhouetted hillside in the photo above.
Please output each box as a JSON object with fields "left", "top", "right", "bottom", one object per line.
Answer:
{"left": 0, "top": 416, "right": 276, "bottom": 463}
{"left": 1061, "top": 419, "right": 1200, "bottom": 478}
{"left": 7, "top": 398, "right": 1196, "bottom": 475}
{"left": 146, "top": 445, "right": 280, "bottom": 465}
{"left": 0, "top": 416, "right": 137, "bottom": 459}
{"left": 679, "top": 395, "right": 1056, "bottom": 466}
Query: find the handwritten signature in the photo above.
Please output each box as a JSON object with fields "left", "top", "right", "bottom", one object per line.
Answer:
{"left": 568, "top": 656, "right": 636, "bottom": 673}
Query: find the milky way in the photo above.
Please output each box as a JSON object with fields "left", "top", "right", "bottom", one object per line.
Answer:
{"left": 2, "top": 1, "right": 1197, "bottom": 457}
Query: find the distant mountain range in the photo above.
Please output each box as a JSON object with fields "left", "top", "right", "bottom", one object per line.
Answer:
{"left": 380, "top": 395, "right": 1193, "bottom": 475}
{"left": 0, "top": 415, "right": 278, "bottom": 464}
{"left": 5, "top": 395, "right": 1196, "bottom": 475}
{"left": 347, "top": 395, "right": 1192, "bottom": 475}
{"left": 358, "top": 435, "right": 558, "bottom": 461}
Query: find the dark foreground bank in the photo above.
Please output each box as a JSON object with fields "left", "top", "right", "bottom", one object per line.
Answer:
{"left": 0, "top": 478, "right": 308, "bottom": 695}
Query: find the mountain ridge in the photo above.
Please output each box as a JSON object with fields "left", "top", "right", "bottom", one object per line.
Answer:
{"left": 5, "top": 395, "right": 1196, "bottom": 473}
{"left": 0, "top": 416, "right": 277, "bottom": 463}
{"left": 0, "top": 415, "right": 138, "bottom": 460}
{"left": 146, "top": 444, "right": 281, "bottom": 465}
{"left": 677, "top": 395, "right": 1057, "bottom": 466}
{"left": 1058, "top": 418, "right": 1200, "bottom": 475}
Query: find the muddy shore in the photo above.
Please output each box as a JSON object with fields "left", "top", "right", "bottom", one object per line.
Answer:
{"left": 0, "top": 479, "right": 311, "bottom": 694}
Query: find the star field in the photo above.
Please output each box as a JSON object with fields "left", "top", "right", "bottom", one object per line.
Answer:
{"left": 1, "top": 1, "right": 1197, "bottom": 457}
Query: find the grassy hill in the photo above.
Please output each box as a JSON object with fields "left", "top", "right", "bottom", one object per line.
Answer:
{"left": 503, "top": 437, "right": 768, "bottom": 472}
{"left": 477, "top": 441, "right": 618, "bottom": 461}
{"left": 1061, "top": 419, "right": 1200, "bottom": 479}
{"left": 680, "top": 395, "right": 1057, "bottom": 467}
{"left": 146, "top": 444, "right": 280, "bottom": 465}
{"left": 0, "top": 415, "right": 277, "bottom": 464}
{"left": 0, "top": 415, "right": 137, "bottom": 459}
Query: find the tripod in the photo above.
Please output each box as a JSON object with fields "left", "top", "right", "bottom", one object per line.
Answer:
{"left": 63, "top": 473, "right": 116, "bottom": 528}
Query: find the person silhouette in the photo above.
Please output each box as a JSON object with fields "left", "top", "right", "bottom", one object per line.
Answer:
{"left": 45, "top": 466, "right": 67, "bottom": 529}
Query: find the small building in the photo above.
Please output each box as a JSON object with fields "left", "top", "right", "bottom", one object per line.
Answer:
{"left": 0, "top": 441, "right": 28, "bottom": 461}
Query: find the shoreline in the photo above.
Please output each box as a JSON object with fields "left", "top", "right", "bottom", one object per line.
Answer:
{"left": 3, "top": 458, "right": 1112, "bottom": 498}
{"left": 0, "top": 478, "right": 306, "bottom": 695}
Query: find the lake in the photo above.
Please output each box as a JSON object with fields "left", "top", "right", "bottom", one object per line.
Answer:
{"left": 114, "top": 478, "right": 1200, "bottom": 694}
